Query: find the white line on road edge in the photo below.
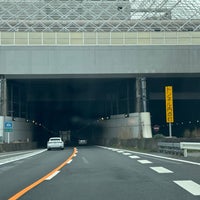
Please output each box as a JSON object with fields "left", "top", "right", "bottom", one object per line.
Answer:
{"left": 174, "top": 180, "right": 200, "bottom": 196}
{"left": 0, "top": 149, "right": 47, "bottom": 166}
{"left": 45, "top": 171, "right": 60, "bottom": 180}
{"left": 0, "top": 151, "right": 37, "bottom": 158}
{"left": 138, "top": 160, "right": 152, "bottom": 164}
{"left": 150, "top": 167, "right": 173, "bottom": 174}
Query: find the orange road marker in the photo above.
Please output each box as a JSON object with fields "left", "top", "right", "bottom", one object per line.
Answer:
{"left": 9, "top": 147, "right": 77, "bottom": 200}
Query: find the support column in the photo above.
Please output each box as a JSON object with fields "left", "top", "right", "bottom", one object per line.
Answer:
{"left": 141, "top": 77, "right": 147, "bottom": 112}
{"left": 10, "top": 84, "right": 14, "bottom": 119}
{"left": 135, "top": 77, "right": 147, "bottom": 113}
{"left": 135, "top": 77, "right": 148, "bottom": 138}
{"left": 0, "top": 77, "right": 7, "bottom": 116}
{"left": 126, "top": 81, "right": 130, "bottom": 115}
{"left": 135, "top": 77, "right": 141, "bottom": 112}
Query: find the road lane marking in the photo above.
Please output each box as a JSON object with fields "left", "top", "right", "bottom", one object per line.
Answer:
{"left": 111, "top": 149, "right": 119, "bottom": 151}
{"left": 45, "top": 171, "right": 60, "bottom": 180}
{"left": 174, "top": 180, "right": 200, "bottom": 196}
{"left": 124, "top": 149, "right": 200, "bottom": 166}
{"left": 82, "top": 156, "right": 89, "bottom": 164}
{"left": 0, "top": 149, "right": 47, "bottom": 166}
{"left": 99, "top": 146, "right": 200, "bottom": 166}
{"left": 150, "top": 167, "right": 173, "bottom": 173}
{"left": 129, "top": 155, "right": 140, "bottom": 159}
{"left": 67, "top": 159, "right": 73, "bottom": 164}
{"left": 138, "top": 160, "right": 152, "bottom": 164}
{"left": 123, "top": 152, "right": 131, "bottom": 156}
{"left": 117, "top": 150, "right": 124, "bottom": 153}
{"left": 8, "top": 147, "right": 77, "bottom": 200}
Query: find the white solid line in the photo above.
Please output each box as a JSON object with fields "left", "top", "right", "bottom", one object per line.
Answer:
{"left": 138, "top": 160, "right": 152, "bottom": 164}
{"left": 0, "top": 149, "right": 47, "bottom": 166}
{"left": 174, "top": 180, "right": 200, "bottom": 196}
{"left": 129, "top": 155, "right": 140, "bottom": 159}
{"left": 46, "top": 171, "right": 60, "bottom": 180}
{"left": 150, "top": 167, "right": 173, "bottom": 173}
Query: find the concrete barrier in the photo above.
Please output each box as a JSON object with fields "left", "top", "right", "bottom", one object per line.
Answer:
{"left": 0, "top": 142, "right": 38, "bottom": 153}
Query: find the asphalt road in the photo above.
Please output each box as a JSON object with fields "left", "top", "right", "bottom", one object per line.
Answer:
{"left": 0, "top": 146, "right": 200, "bottom": 200}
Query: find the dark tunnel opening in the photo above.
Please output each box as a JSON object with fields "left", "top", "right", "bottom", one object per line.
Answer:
{"left": 5, "top": 76, "right": 200, "bottom": 146}
{"left": 6, "top": 78, "right": 136, "bottom": 146}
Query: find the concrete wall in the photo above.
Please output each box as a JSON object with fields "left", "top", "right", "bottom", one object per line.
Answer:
{"left": 99, "top": 112, "right": 152, "bottom": 140}
{"left": 0, "top": 116, "right": 34, "bottom": 143}
{"left": 0, "top": 45, "right": 200, "bottom": 76}
{"left": 0, "top": 142, "right": 37, "bottom": 153}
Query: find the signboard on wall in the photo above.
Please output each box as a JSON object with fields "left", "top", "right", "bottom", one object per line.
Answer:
{"left": 165, "top": 86, "right": 174, "bottom": 123}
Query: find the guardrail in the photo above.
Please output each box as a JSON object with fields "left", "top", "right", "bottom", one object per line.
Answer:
{"left": 180, "top": 142, "right": 200, "bottom": 157}
{"left": 157, "top": 142, "right": 183, "bottom": 155}
{"left": 1, "top": 31, "right": 200, "bottom": 46}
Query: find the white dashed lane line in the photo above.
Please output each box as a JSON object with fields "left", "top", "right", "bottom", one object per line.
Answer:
{"left": 67, "top": 159, "right": 73, "bottom": 164}
{"left": 129, "top": 155, "right": 140, "bottom": 159}
{"left": 174, "top": 180, "right": 200, "bottom": 196}
{"left": 101, "top": 146, "right": 200, "bottom": 197}
{"left": 117, "top": 150, "right": 124, "bottom": 153}
{"left": 122, "top": 152, "right": 132, "bottom": 156}
{"left": 150, "top": 167, "right": 174, "bottom": 174}
{"left": 82, "top": 156, "right": 89, "bottom": 164}
{"left": 45, "top": 171, "right": 60, "bottom": 181}
{"left": 138, "top": 160, "right": 152, "bottom": 164}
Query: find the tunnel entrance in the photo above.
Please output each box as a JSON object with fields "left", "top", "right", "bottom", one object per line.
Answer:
{"left": 2, "top": 75, "right": 200, "bottom": 145}
{"left": 5, "top": 77, "right": 136, "bottom": 146}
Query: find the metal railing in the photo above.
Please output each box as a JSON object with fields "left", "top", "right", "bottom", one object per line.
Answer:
{"left": 180, "top": 142, "right": 200, "bottom": 157}
{"left": 158, "top": 142, "right": 183, "bottom": 155}
{"left": 1, "top": 31, "right": 200, "bottom": 46}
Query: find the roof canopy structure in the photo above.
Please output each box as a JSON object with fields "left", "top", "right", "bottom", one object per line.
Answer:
{"left": 0, "top": 0, "right": 200, "bottom": 32}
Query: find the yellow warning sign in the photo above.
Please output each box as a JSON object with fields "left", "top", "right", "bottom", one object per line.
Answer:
{"left": 165, "top": 86, "right": 174, "bottom": 123}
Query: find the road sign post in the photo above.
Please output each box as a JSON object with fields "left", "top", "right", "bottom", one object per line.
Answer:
{"left": 165, "top": 86, "right": 174, "bottom": 138}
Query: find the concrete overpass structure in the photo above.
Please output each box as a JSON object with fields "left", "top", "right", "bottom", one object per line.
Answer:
{"left": 0, "top": 0, "right": 200, "bottom": 145}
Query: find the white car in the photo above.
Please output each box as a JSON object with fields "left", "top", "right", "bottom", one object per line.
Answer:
{"left": 47, "top": 137, "right": 64, "bottom": 150}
